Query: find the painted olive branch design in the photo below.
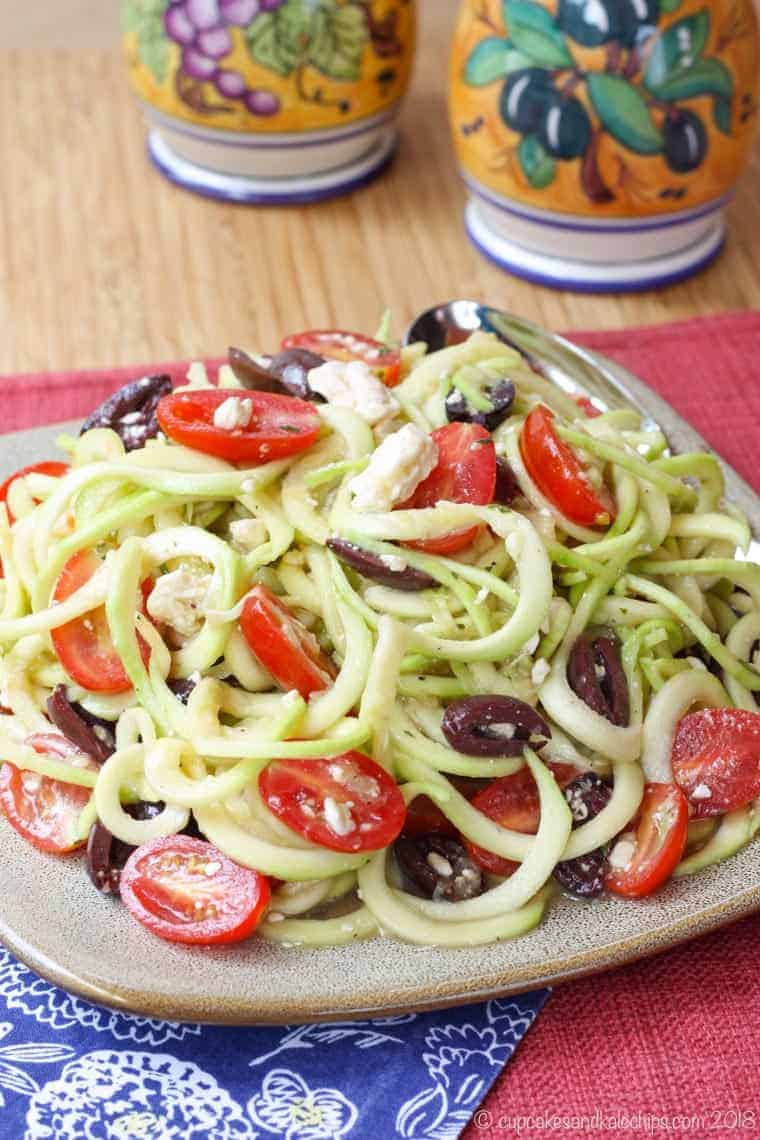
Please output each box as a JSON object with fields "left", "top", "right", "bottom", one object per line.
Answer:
{"left": 463, "top": 0, "right": 740, "bottom": 204}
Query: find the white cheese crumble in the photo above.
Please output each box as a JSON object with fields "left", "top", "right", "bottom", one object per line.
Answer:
{"left": 380, "top": 554, "right": 407, "bottom": 573}
{"left": 427, "top": 852, "right": 453, "bottom": 877}
{"left": 691, "top": 783, "right": 712, "bottom": 800}
{"left": 323, "top": 796, "right": 355, "bottom": 837}
{"left": 213, "top": 396, "right": 252, "bottom": 432}
{"left": 531, "top": 659, "right": 551, "bottom": 686}
{"left": 146, "top": 568, "right": 212, "bottom": 639}
{"left": 308, "top": 359, "right": 399, "bottom": 426}
{"left": 229, "top": 517, "right": 267, "bottom": 553}
{"left": 608, "top": 833, "right": 637, "bottom": 870}
{"left": 349, "top": 423, "right": 437, "bottom": 512}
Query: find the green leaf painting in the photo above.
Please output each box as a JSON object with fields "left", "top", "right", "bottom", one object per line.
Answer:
{"left": 464, "top": 38, "right": 531, "bottom": 86}
{"left": 123, "top": 0, "right": 170, "bottom": 83}
{"left": 645, "top": 11, "right": 711, "bottom": 91}
{"left": 518, "top": 135, "right": 556, "bottom": 188}
{"left": 246, "top": 0, "right": 369, "bottom": 82}
{"left": 654, "top": 58, "right": 733, "bottom": 102}
{"left": 502, "top": 1, "right": 574, "bottom": 68}
{"left": 587, "top": 74, "right": 663, "bottom": 155}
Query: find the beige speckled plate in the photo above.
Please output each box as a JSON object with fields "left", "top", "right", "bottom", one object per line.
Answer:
{"left": 1, "top": 321, "right": 759, "bottom": 1025}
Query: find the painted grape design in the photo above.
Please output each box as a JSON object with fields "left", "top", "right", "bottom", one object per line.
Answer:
{"left": 165, "top": 0, "right": 285, "bottom": 115}
{"left": 464, "top": 0, "right": 742, "bottom": 203}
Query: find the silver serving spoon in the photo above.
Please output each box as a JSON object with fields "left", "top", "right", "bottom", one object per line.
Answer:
{"left": 405, "top": 300, "right": 760, "bottom": 563}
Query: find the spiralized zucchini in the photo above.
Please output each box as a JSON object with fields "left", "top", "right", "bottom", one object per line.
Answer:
{"left": 0, "top": 327, "right": 758, "bottom": 951}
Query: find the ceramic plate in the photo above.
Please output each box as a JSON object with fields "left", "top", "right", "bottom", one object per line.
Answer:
{"left": 1, "top": 326, "right": 758, "bottom": 1025}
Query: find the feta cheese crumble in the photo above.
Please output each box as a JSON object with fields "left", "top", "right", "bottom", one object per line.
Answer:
{"left": 349, "top": 423, "right": 437, "bottom": 512}
{"left": 323, "top": 796, "right": 355, "bottom": 837}
{"left": 146, "top": 568, "right": 212, "bottom": 639}
{"left": 213, "top": 396, "right": 252, "bottom": 432}
{"left": 229, "top": 517, "right": 267, "bottom": 553}
{"left": 691, "top": 783, "right": 712, "bottom": 800}
{"left": 308, "top": 359, "right": 399, "bottom": 426}
{"left": 608, "top": 834, "right": 637, "bottom": 871}
{"left": 531, "top": 658, "right": 551, "bottom": 686}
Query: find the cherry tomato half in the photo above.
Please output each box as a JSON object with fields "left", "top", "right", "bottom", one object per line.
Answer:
{"left": 120, "top": 835, "right": 270, "bottom": 945}
{"left": 402, "top": 422, "right": 496, "bottom": 555}
{"left": 520, "top": 405, "right": 616, "bottom": 528}
{"left": 573, "top": 394, "right": 602, "bottom": 419}
{"left": 51, "top": 550, "right": 151, "bottom": 693}
{"left": 156, "top": 389, "right": 320, "bottom": 464}
{"left": 240, "top": 584, "right": 336, "bottom": 700}
{"left": 463, "top": 763, "right": 578, "bottom": 877}
{"left": 259, "top": 750, "right": 406, "bottom": 853}
{"left": 402, "top": 777, "right": 482, "bottom": 839}
{"left": 0, "top": 734, "right": 95, "bottom": 853}
{"left": 605, "top": 782, "right": 688, "bottom": 899}
{"left": 671, "top": 708, "right": 760, "bottom": 818}
{"left": 282, "top": 330, "right": 401, "bottom": 387}
{"left": 0, "top": 461, "right": 69, "bottom": 526}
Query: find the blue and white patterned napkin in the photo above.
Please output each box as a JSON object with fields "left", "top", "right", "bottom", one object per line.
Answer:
{"left": 0, "top": 945, "right": 547, "bottom": 1139}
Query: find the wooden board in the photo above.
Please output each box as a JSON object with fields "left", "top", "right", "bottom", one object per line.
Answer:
{"left": 0, "top": 1, "right": 759, "bottom": 374}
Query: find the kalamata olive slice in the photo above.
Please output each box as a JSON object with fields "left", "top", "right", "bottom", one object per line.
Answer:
{"left": 554, "top": 849, "right": 607, "bottom": 898}
{"left": 445, "top": 378, "right": 515, "bottom": 432}
{"left": 441, "top": 695, "right": 551, "bottom": 757}
{"left": 228, "top": 346, "right": 325, "bottom": 400}
{"left": 80, "top": 374, "right": 172, "bottom": 452}
{"left": 493, "top": 457, "right": 521, "bottom": 506}
{"left": 394, "top": 834, "right": 483, "bottom": 901}
{"left": 168, "top": 677, "right": 197, "bottom": 705}
{"left": 552, "top": 772, "right": 612, "bottom": 899}
{"left": 327, "top": 538, "right": 436, "bottom": 592}
{"left": 567, "top": 629, "right": 630, "bottom": 727}
{"left": 563, "top": 771, "right": 612, "bottom": 825}
{"left": 46, "top": 686, "right": 113, "bottom": 764}
{"left": 85, "top": 801, "right": 164, "bottom": 895}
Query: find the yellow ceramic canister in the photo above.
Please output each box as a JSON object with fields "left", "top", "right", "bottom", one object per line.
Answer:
{"left": 123, "top": 0, "right": 416, "bottom": 203}
{"left": 449, "top": 0, "right": 759, "bottom": 290}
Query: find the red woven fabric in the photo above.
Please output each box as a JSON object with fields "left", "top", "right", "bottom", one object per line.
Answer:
{"left": 1, "top": 313, "right": 759, "bottom": 1138}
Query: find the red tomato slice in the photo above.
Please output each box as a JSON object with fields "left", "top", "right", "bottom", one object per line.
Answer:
{"left": 402, "top": 422, "right": 497, "bottom": 555}
{"left": 671, "top": 708, "right": 760, "bottom": 817}
{"left": 464, "top": 761, "right": 576, "bottom": 875}
{"left": 120, "top": 835, "right": 270, "bottom": 945}
{"left": 0, "top": 733, "right": 95, "bottom": 853}
{"left": 282, "top": 329, "right": 402, "bottom": 387}
{"left": 0, "top": 461, "right": 69, "bottom": 526}
{"left": 464, "top": 762, "right": 578, "bottom": 876}
{"left": 156, "top": 389, "right": 320, "bottom": 464}
{"left": 51, "top": 550, "right": 151, "bottom": 693}
{"left": 605, "top": 782, "right": 688, "bottom": 899}
{"left": 573, "top": 394, "right": 602, "bottom": 419}
{"left": 520, "top": 405, "right": 616, "bottom": 527}
{"left": 402, "top": 777, "right": 482, "bottom": 838}
{"left": 240, "top": 584, "right": 336, "bottom": 700}
{"left": 260, "top": 751, "right": 406, "bottom": 853}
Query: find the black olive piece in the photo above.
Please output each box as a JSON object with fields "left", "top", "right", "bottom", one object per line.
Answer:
{"left": 80, "top": 375, "right": 173, "bottom": 452}
{"left": 46, "top": 686, "right": 114, "bottom": 764}
{"left": 168, "top": 677, "right": 198, "bottom": 705}
{"left": 327, "top": 538, "right": 436, "bottom": 592}
{"left": 493, "top": 457, "right": 521, "bottom": 506}
{"left": 441, "top": 695, "right": 551, "bottom": 758}
{"left": 228, "top": 346, "right": 326, "bottom": 401}
{"left": 445, "top": 378, "right": 515, "bottom": 432}
{"left": 85, "top": 801, "right": 164, "bottom": 895}
{"left": 563, "top": 772, "right": 612, "bottom": 827}
{"left": 552, "top": 772, "right": 612, "bottom": 899}
{"left": 567, "top": 629, "right": 630, "bottom": 727}
{"left": 554, "top": 849, "right": 607, "bottom": 898}
{"left": 394, "top": 834, "right": 483, "bottom": 901}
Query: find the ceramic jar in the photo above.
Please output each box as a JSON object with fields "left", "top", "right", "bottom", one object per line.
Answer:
{"left": 449, "top": 0, "right": 759, "bottom": 290}
{"left": 122, "top": 0, "right": 416, "bottom": 204}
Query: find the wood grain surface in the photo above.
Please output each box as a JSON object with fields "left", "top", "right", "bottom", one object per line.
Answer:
{"left": 0, "top": 0, "right": 758, "bottom": 374}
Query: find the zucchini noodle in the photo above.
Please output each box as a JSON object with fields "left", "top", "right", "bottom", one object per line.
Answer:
{"left": 0, "top": 325, "right": 757, "bottom": 950}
